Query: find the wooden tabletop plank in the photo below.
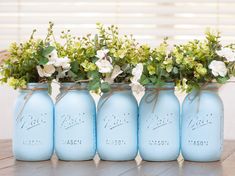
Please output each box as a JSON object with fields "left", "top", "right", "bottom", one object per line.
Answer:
{"left": 0, "top": 160, "right": 55, "bottom": 176}
{"left": 172, "top": 140, "right": 235, "bottom": 176}
{"left": 0, "top": 141, "right": 12, "bottom": 160}
{"left": 120, "top": 140, "right": 235, "bottom": 176}
{"left": 0, "top": 140, "right": 235, "bottom": 176}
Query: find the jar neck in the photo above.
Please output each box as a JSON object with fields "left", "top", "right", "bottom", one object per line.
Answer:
{"left": 19, "top": 83, "right": 48, "bottom": 93}
{"left": 60, "top": 82, "right": 88, "bottom": 91}
{"left": 101, "top": 84, "right": 132, "bottom": 97}
{"left": 110, "top": 83, "right": 131, "bottom": 92}
{"left": 145, "top": 83, "right": 175, "bottom": 93}
{"left": 192, "top": 83, "right": 219, "bottom": 93}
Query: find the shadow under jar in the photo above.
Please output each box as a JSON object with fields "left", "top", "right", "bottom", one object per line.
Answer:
{"left": 138, "top": 83, "right": 180, "bottom": 161}
{"left": 55, "top": 83, "right": 96, "bottom": 161}
{"left": 181, "top": 83, "right": 224, "bottom": 162}
{"left": 97, "top": 83, "right": 138, "bottom": 161}
{"left": 13, "top": 83, "right": 54, "bottom": 161}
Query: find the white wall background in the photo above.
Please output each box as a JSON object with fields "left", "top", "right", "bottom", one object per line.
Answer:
{"left": 1, "top": 0, "right": 235, "bottom": 139}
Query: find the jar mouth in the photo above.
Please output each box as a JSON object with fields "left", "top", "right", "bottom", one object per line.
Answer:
{"left": 26, "top": 83, "right": 48, "bottom": 89}
{"left": 196, "top": 82, "right": 220, "bottom": 90}
{"left": 110, "top": 83, "right": 131, "bottom": 90}
{"left": 18, "top": 83, "right": 48, "bottom": 92}
{"left": 60, "top": 82, "right": 88, "bottom": 90}
{"left": 145, "top": 82, "right": 175, "bottom": 89}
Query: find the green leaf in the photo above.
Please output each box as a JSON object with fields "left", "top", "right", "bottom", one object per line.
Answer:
{"left": 172, "top": 67, "right": 179, "bottom": 74}
{"left": 87, "top": 70, "right": 99, "bottom": 79}
{"left": 140, "top": 75, "right": 150, "bottom": 85}
{"left": 100, "top": 82, "right": 111, "bottom": 93}
{"left": 67, "top": 70, "right": 77, "bottom": 80}
{"left": 48, "top": 82, "right": 52, "bottom": 95}
{"left": 88, "top": 79, "right": 100, "bottom": 91}
{"left": 39, "top": 56, "right": 49, "bottom": 65}
{"left": 216, "top": 77, "right": 228, "bottom": 84}
{"left": 70, "top": 61, "right": 79, "bottom": 73}
{"left": 42, "top": 46, "right": 55, "bottom": 56}
{"left": 149, "top": 76, "right": 157, "bottom": 84}
{"left": 94, "top": 34, "right": 99, "bottom": 49}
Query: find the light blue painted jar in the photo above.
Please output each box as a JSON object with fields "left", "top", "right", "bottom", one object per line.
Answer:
{"left": 139, "top": 83, "right": 180, "bottom": 161}
{"left": 13, "top": 83, "right": 54, "bottom": 161}
{"left": 181, "top": 83, "right": 224, "bottom": 162}
{"left": 55, "top": 83, "right": 96, "bottom": 161}
{"left": 97, "top": 83, "right": 138, "bottom": 161}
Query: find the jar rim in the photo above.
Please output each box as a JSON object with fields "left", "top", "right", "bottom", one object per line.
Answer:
{"left": 110, "top": 83, "right": 131, "bottom": 90}
{"left": 145, "top": 82, "right": 175, "bottom": 89}
{"left": 19, "top": 82, "right": 48, "bottom": 91}
{"left": 60, "top": 82, "right": 88, "bottom": 90}
{"left": 196, "top": 82, "right": 220, "bottom": 90}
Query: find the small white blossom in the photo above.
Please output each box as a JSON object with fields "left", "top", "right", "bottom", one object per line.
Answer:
{"left": 96, "top": 49, "right": 109, "bottom": 59}
{"left": 37, "top": 49, "right": 71, "bottom": 80}
{"left": 56, "top": 70, "right": 68, "bottom": 80}
{"left": 53, "top": 57, "right": 70, "bottom": 69}
{"left": 130, "top": 63, "right": 144, "bottom": 94}
{"left": 130, "top": 82, "right": 145, "bottom": 94}
{"left": 95, "top": 49, "right": 113, "bottom": 73}
{"left": 105, "top": 65, "right": 123, "bottom": 84}
{"left": 216, "top": 47, "right": 235, "bottom": 62}
{"left": 95, "top": 59, "right": 113, "bottom": 73}
{"left": 45, "top": 49, "right": 70, "bottom": 70}
{"left": 209, "top": 60, "right": 227, "bottom": 77}
{"left": 45, "top": 49, "right": 58, "bottom": 63}
{"left": 131, "top": 63, "right": 143, "bottom": 83}
{"left": 37, "top": 65, "right": 56, "bottom": 77}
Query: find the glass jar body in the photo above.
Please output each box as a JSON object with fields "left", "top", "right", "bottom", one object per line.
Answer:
{"left": 139, "top": 83, "right": 180, "bottom": 161}
{"left": 55, "top": 83, "right": 96, "bottom": 161}
{"left": 97, "top": 84, "right": 138, "bottom": 161}
{"left": 13, "top": 83, "right": 54, "bottom": 161}
{"left": 181, "top": 86, "right": 224, "bottom": 162}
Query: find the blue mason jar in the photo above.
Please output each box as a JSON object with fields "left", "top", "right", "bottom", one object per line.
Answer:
{"left": 139, "top": 83, "right": 180, "bottom": 161}
{"left": 13, "top": 83, "right": 54, "bottom": 161}
{"left": 181, "top": 83, "right": 224, "bottom": 162}
{"left": 97, "top": 83, "right": 138, "bottom": 161}
{"left": 55, "top": 83, "right": 96, "bottom": 161}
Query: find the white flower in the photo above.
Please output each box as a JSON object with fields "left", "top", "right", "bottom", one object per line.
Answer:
{"left": 105, "top": 65, "right": 123, "bottom": 84}
{"left": 45, "top": 49, "right": 70, "bottom": 69}
{"left": 95, "top": 49, "right": 113, "bottom": 73}
{"left": 54, "top": 57, "right": 70, "bottom": 69}
{"left": 216, "top": 47, "right": 235, "bottom": 62}
{"left": 56, "top": 70, "right": 68, "bottom": 80}
{"left": 45, "top": 49, "right": 58, "bottom": 64}
{"left": 95, "top": 59, "right": 113, "bottom": 73}
{"left": 131, "top": 63, "right": 143, "bottom": 83}
{"left": 209, "top": 60, "right": 228, "bottom": 77}
{"left": 37, "top": 65, "right": 56, "bottom": 77}
{"left": 130, "top": 63, "right": 144, "bottom": 94}
{"left": 96, "top": 49, "right": 109, "bottom": 59}
{"left": 130, "top": 82, "right": 145, "bottom": 94}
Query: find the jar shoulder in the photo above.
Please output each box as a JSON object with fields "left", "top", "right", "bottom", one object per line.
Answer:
{"left": 99, "top": 92, "right": 137, "bottom": 103}
{"left": 140, "top": 92, "right": 179, "bottom": 106}
{"left": 16, "top": 92, "right": 53, "bottom": 104}
{"left": 56, "top": 91, "right": 96, "bottom": 106}
{"left": 98, "top": 92, "right": 138, "bottom": 110}
{"left": 183, "top": 91, "right": 223, "bottom": 105}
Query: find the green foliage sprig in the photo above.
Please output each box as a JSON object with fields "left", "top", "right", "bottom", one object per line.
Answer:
{"left": 0, "top": 22, "right": 56, "bottom": 89}
{"left": 139, "top": 38, "right": 179, "bottom": 87}
{"left": 1, "top": 23, "right": 235, "bottom": 94}
{"left": 173, "top": 30, "right": 235, "bottom": 92}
